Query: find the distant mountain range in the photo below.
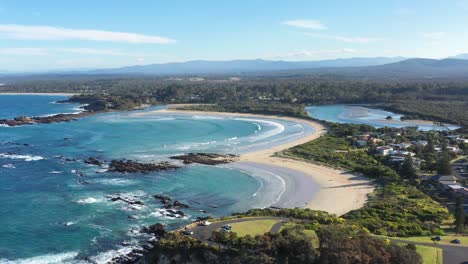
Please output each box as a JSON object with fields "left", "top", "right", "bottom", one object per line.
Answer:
{"left": 451, "top": 53, "right": 468, "bottom": 60}
{"left": 2, "top": 55, "right": 468, "bottom": 81}
{"left": 298, "top": 58, "right": 468, "bottom": 80}
{"left": 88, "top": 57, "right": 407, "bottom": 75}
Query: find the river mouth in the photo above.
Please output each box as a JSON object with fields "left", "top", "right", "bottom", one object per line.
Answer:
{"left": 306, "top": 104, "right": 460, "bottom": 131}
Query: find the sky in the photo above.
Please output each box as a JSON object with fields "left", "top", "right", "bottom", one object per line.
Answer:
{"left": 0, "top": 0, "right": 468, "bottom": 72}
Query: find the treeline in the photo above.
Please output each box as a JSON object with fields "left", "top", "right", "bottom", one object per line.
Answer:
{"left": 1, "top": 77, "right": 467, "bottom": 127}
{"left": 142, "top": 209, "right": 422, "bottom": 264}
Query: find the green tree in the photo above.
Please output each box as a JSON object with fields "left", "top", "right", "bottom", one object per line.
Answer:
{"left": 455, "top": 196, "right": 465, "bottom": 233}
{"left": 437, "top": 151, "right": 453, "bottom": 175}
{"left": 400, "top": 155, "right": 418, "bottom": 180}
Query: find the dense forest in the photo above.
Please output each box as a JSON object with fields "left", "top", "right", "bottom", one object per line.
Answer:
{"left": 1, "top": 76, "right": 467, "bottom": 128}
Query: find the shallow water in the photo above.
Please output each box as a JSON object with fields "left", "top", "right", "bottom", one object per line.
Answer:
{"left": 0, "top": 96, "right": 314, "bottom": 262}
{"left": 306, "top": 104, "right": 459, "bottom": 131}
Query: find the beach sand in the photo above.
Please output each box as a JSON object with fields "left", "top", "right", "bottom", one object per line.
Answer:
{"left": 141, "top": 107, "right": 375, "bottom": 216}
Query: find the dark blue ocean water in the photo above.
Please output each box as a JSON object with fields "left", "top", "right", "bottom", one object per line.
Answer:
{"left": 0, "top": 95, "right": 311, "bottom": 263}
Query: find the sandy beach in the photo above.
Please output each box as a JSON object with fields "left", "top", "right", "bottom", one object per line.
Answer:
{"left": 141, "top": 106, "right": 375, "bottom": 216}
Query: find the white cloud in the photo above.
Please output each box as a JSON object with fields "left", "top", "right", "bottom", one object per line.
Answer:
{"left": 422, "top": 32, "right": 446, "bottom": 40}
{"left": 305, "top": 33, "right": 383, "bottom": 43}
{"left": 0, "top": 47, "right": 157, "bottom": 57}
{"left": 0, "top": 24, "right": 176, "bottom": 44}
{"left": 56, "top": 48, "right": 130, "bottom": 56}
{"left": 283, "top": 20, "right": 327, "bottom": 30}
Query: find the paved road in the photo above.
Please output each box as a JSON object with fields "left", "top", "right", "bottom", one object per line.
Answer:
{"left": 388, "top": 238, "right": 468, "bottom": 264}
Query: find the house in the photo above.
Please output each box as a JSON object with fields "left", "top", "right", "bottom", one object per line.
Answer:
{"left": 390, "top": 143, "right": 412, "bottom": 150}
{"left": 376, "top": 146, "right": 393, "bottom": 156}
{"left": 432, "top": 175, "right": 458, "bottom": 189}
{"left": 412, "top": 140, "right": 429, "bottom": 146}
{"left": 447, "top": 185, "right": 468, "bottom": 197}
{"left": 446, "top": 146, "right": 460, "bottom": 153}
{"left": 457, "top": 138, "right": 468, "bottom": 144}
{"left": 389, "top": 156, "right": 405, "bottom": 165}
{"left": 355, "top": 140, "right": 368, "bottom": 147}
{"left": 389, "top": 150, "right": 415, "bottom": 157}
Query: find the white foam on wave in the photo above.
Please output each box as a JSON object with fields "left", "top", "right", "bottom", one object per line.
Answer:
{"left": 225, "top": 165, "right": 286, "bottom": 208}
{"left": 95, "top": 178, "right": 136, "bottom": 186}
{"left": 0, "top": 153, "right": 44, "bottom": 161}
{"left": 88, "top": 246, "right": 141, "bottom": 264}
{"left": 0, "top": 124, "right": 12, "bottom": 128}
{"left": 77, "top": 197, "right": 99, "bottom": 204}
{"left": 191, "top": 115, "right": 224, "bottom": 120}
{"left": 0, "top": 251, "right": 79, "bottom": 264}
{"left": 49, "top": 171, "right": 62, "bottom": 174}
{"left": 233, "top": 118, "right": 285, "bottom": 142}
{"left": 2, "top": 164, "right": 15, "bottom": 169}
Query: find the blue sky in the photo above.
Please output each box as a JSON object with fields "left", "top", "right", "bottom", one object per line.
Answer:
{"left": 0, "top": 0, "right": 467, "bottom": 71}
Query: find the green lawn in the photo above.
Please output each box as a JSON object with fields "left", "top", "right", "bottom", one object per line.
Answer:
{"left": 416, "top": 245, "right": 443, "bottom": 264}
{"left": 399, "top": 235, "right": 468, "bottom": 246}
{"left": 230, "top": 219, "right": 281, "bottom": 237}
{"left": 393, "top": 242, "right": 443, "bottom": 264}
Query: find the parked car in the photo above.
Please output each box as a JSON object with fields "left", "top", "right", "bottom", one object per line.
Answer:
{"left": 451, "top": 239, "right": 461, "bottom": 244}
{"left": 200, "top": 220, "right": 212, "bottom": 226}
{"left": 220, "top": 228, "right": 231, "bottom": 233}
{"left": 222, "top": 224, "right": 232, "bottom": 230}
{"left": 182, "top": 229, "right": 194, "bottom": 235}
{"left": 433, "top": 236, "right": 441, "bottom": 241}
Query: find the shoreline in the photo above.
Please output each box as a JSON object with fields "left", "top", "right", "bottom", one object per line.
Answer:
{"left": 0, "top": 92, "right": 77, "bottom": 96}
{"left": 144, "top": 106, "right": 375, "bottom": 216}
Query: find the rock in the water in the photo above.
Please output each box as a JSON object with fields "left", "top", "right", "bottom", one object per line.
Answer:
{"left": 170, "top": 153, "right": 238, "bottom": 165}
{"left": 84, "top": 157, "right": 103, "bottom": 166}
{"left": 109, "top": 160, "right": 179, "bottom": 174}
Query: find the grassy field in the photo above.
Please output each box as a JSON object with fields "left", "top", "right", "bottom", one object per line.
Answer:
{"left": 376, "top": 233, "right": 467, "bottom": 246}
{"left": 416, "top": 245, "right": 443, "bottom": 264}
{"left": 396, "top": 235, "right": 468, "bottom": 246}
{"left": 393, "top": 242, "right": 443, "bottom": 264}
{"left": 230, "top": 219, "right": 281, "bottom": 237}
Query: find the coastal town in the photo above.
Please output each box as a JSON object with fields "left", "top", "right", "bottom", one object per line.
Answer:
{"left": 352, "top": 127, "right": 468, "bottom": 213}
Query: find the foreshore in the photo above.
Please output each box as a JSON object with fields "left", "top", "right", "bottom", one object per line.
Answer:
{"left": 0, "top": 92, "right": 77, "bottom": 96}
{"left": 142, "top": 106, "right": 375, "bottom": 216}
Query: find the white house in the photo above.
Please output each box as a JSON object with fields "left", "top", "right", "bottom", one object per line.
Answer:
{"left": 376, "top": 146, "right": 393, "bottom": 156}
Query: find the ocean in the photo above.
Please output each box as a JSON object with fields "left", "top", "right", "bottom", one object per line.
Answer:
{"left": 0, "top": 95, "right": 313, "bottom": 263}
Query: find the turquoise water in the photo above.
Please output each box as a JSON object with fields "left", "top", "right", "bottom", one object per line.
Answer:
{"left": 0, "top": 96, "right": 312, "bottom": 263}
{"left": 0, "top": 95, "right": 83, "bottom": 119}
{"left": 307, "top": 105, "right": 460, "bottom": 131}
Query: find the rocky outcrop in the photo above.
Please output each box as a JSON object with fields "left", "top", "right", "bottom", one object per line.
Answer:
{"left": 0, "top": 112, "right": 94, "bottom": 127}
{"left": 153, "top": 194, "right": 190, "bottom": 209}
{"left": 170, "top": 153, "right": 238, "bottom": 165}
{"left": 109, "top": 160, "right": 180, "bottom": 174}
{"left": 84, "top": 157, "right": 103, "bottom": 166}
